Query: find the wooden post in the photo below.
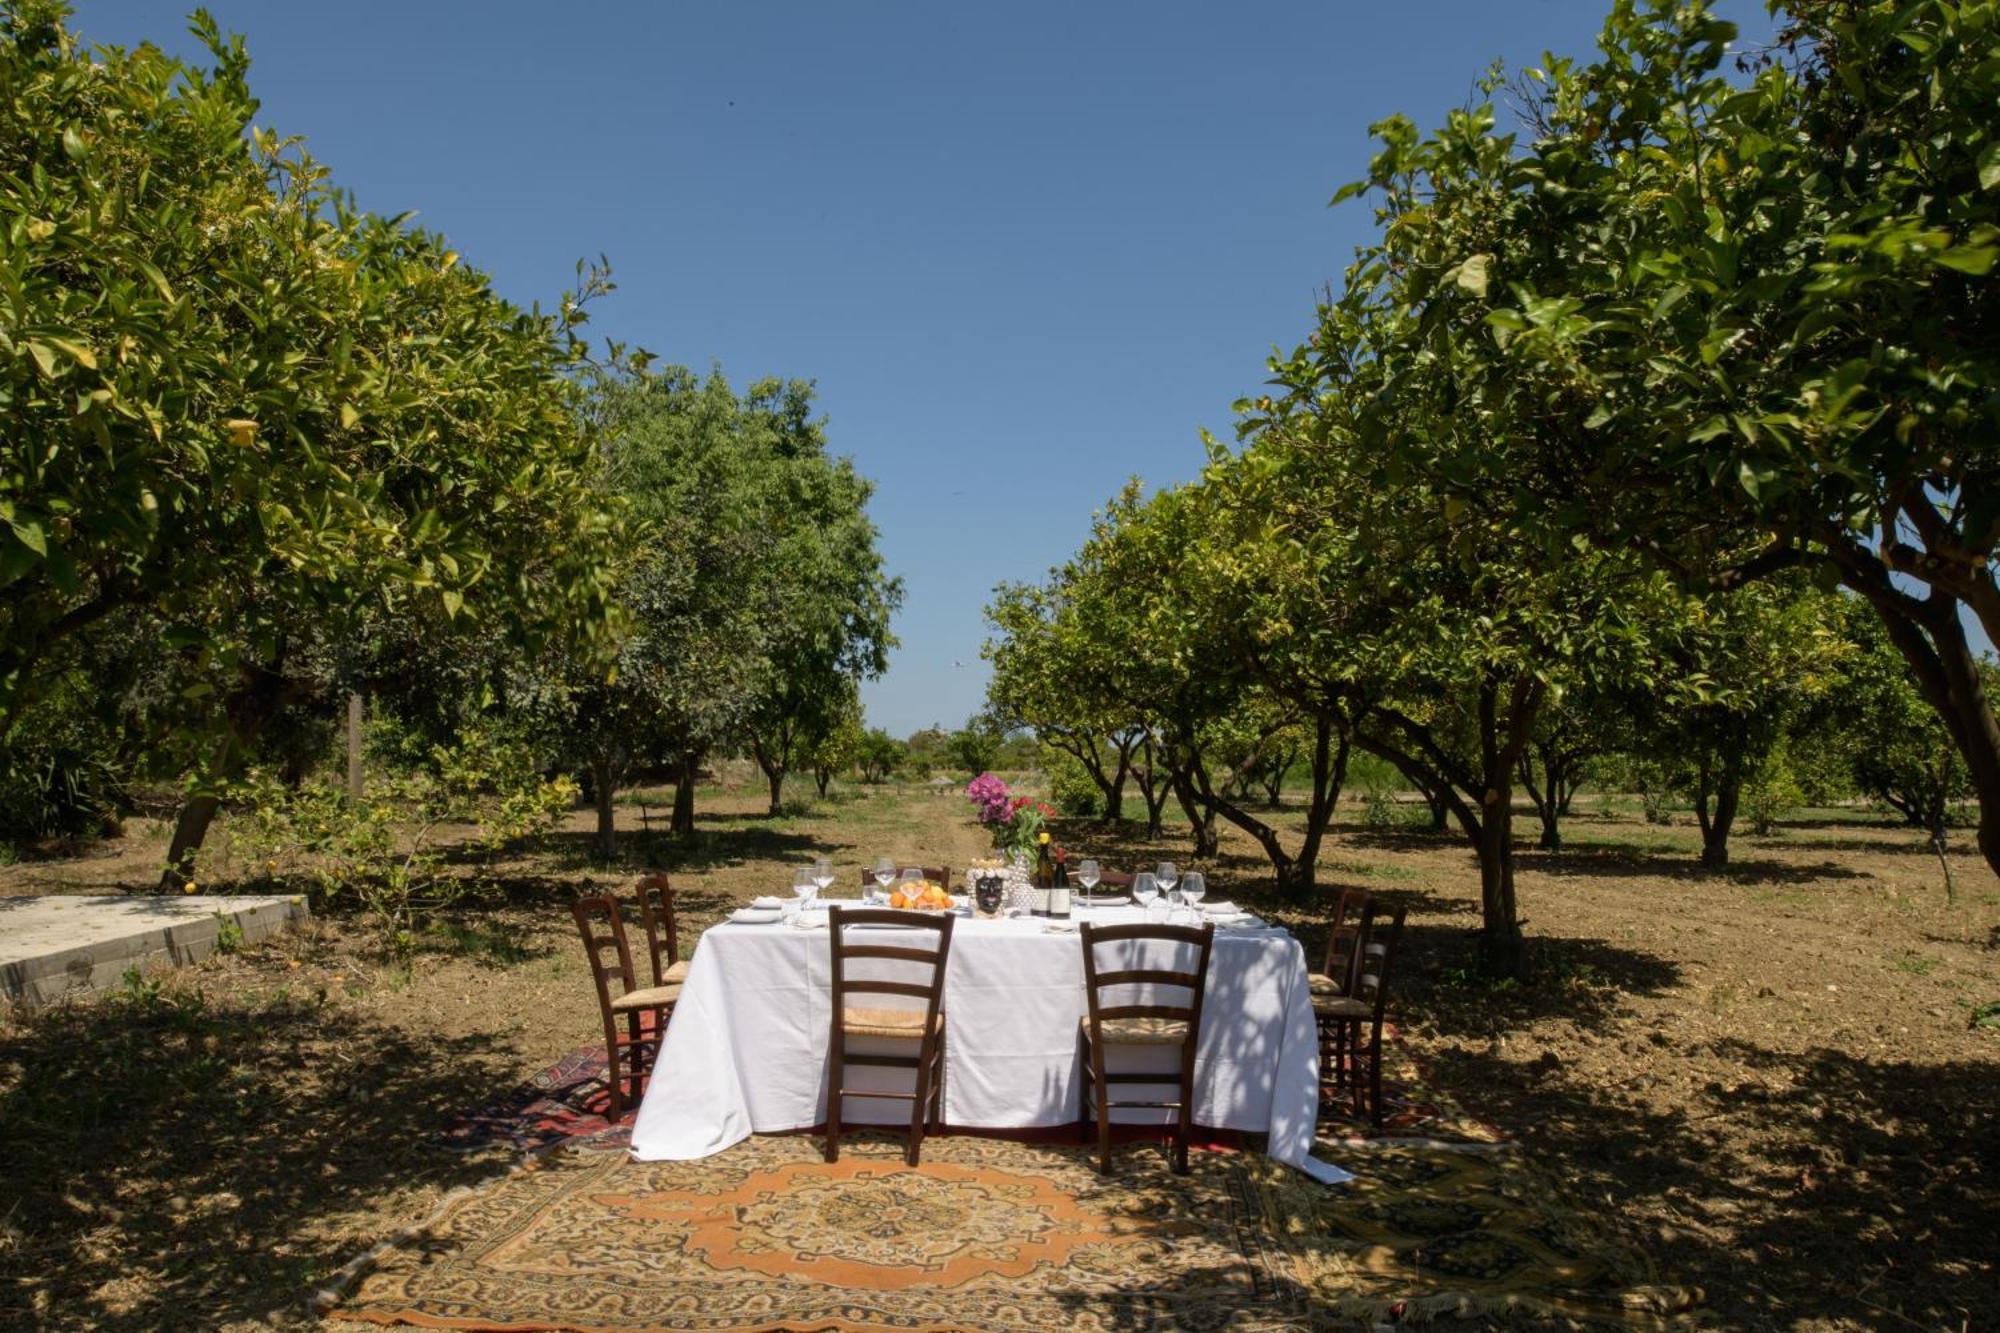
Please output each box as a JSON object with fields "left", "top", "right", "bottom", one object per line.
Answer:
{"left": 346, "top": 693, "right": 364, "bottom": 803}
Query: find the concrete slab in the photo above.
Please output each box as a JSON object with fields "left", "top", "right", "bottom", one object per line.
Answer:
{"left": 0, "top": 894, "right": 310, "bottom": 1004}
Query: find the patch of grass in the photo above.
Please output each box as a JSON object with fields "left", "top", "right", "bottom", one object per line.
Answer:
{"left": 1971, "top": 1000, "right": 2000, "bottom": 1031}
{"left": 212, "top": 911, "right": 245, "bottom": 955}
{"left": 1326, "top": 858, "right": 1419, "bottom": 882}
{"left": 426, "top": 918, "right": 544, "bottom": 968}
{"left": 1890, "top": 953, "right": 1941, "bottom": 976}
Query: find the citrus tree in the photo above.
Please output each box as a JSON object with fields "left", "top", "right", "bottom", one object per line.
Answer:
{"left": 0, "top": 3, "right": 627, "bottom": 877}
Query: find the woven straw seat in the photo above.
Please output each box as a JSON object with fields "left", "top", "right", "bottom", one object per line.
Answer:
{"left": 1081, "top": 1014, "right": 1190, "bottom": 1046}
{"left": 1307, "top": 971, "right": 1343, "bottom": 996}
{"left": 610, "top": 983, "right": 683, "bottom": 1013}
{"left": 1311, "top": 994, "right": 1369, "bottom": 1019}
{"left": 842, "top": 1007, "right": 941, "bottom": 1039}
{"left": 662, "top": 959, "right": 691, "bottom": 984}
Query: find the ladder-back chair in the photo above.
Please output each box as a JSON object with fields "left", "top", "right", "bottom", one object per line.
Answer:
{"left": 1312, "top": 900, "right": 1406, "bottom": 1127}
{"left": 825, "top": 906, "right": 956, "bottom": 1166}
{"left": 633, "top": 872, "right": 691, "bottom": 990}
{"left": 1077, "top": 919, "right": 1215, "bottom": 1174}
{"left": 571, "top": 894, "right": 682, "bottom": 1122}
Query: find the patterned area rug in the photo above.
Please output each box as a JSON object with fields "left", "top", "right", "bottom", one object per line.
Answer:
{"left": 327, "top": 1134, "right": 1696, "bottom": 1331}
{"left": 327, "top": 1132, "right": 1307, "bottom": 1332}
{"left": 1318, "top": 1028, "right": 1510, "bottom": 1148}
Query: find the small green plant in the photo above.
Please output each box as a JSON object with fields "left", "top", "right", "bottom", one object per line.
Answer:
{"left": 1970, "top": 1000, "right": 2000, "bottom": 1032}
{"left": 212, "top": 911, "right": 245, "bottom": 955}
{"left": 1892, "top": 953, "right": 1941, "bottom": 976}
{"left": 220, "top": 726, "right": 574, "bottom": 961}
{"left": 117, "top": 963, "right": 163, "bottom": 1009}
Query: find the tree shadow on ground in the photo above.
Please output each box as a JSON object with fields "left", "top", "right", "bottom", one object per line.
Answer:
{"left": 531, "top": 825, "right": 838, "bottom": 876}
{"left": 0, "top": 985, "right": 526, "bottom": 1329}
{"left": 1517, "top": 846, "right": 1873, "bottom": 887}
{"left": 1415, "top": 1037, "right": 2000, "bottom": 1329}
{"left": 1755, "top": 835, "right": 1958, "bottom": 859}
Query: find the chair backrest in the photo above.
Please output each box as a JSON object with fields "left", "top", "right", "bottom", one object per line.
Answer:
{"left": 633, "top": 872, "right": 679, "bottom": 988}
{"left": 571, "top": 894, "right": 641, "bottom": 1014}
{"left": 829, "top": 907, "right": 956, "bottom": 1029}
{"left": 1094, "top": 869, "right": 1135, "bottom": 890}
{"left": 1078, "top": 920, "right": 1216, "bottom": 1037}
{"left": 1350, "top": 900, "right": 1407, "bottom": 1024}
{"left": 1321, "top": 887, "right": 1371, "bottom": 992}
{"left": 867, "top": 862, "right": 950, "bottom": 892}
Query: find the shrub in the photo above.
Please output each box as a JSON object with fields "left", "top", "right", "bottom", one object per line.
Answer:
{"left": 218, "top": 729, "right": 573, "bottom": 960}
{"left": 1041, "top": 744, "right": 1101, "bottom": 818}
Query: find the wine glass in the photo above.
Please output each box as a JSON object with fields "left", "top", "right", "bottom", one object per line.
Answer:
{"left": 900, "top": 867, "right": 923, "bottom": 899}
{"left": 870, "top": 856, "right": 896, "bottom": 905}
{"left": 1077, "top": 859, "right": 1101, "bottom": 902}
{"left": 1155, "top": 861, "right": 1179, "bottom": 903}
{"left": 1133, "top": 872, "right": 1158, "bottom": 910}
{"left": 812, "top": 856, "right": 834, "bottom": 900}
{"left": 1180, "top": 871, "right": 1206, "bottom": 911}
{"left": 791, "top": 866, "right": 815, "bottom": 912}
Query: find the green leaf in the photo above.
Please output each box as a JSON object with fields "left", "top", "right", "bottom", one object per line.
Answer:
{"left": 7, "top": 517, "right": 47, "bottom": 556}
{"left": 1934, "top": 246, "right": 1996, "bottom": 275}
{"left": 441, "top": 588, "right": 464, "bottom": 619}
{"left": 1454, "top": 253, "right": 1493, "bottom": 298}
{"left": 25, "top": 341, "right": 56, "bottom": 378}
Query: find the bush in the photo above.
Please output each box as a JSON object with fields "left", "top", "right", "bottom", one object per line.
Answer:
{"left": 1745, "top": 743, "right": 1805, "bottom": 836}
{"left": 218, "top": 728, "right": 573, "bottom": 960}
{"left": 1041, "top": 744, "right": 1101, "bottom": 818}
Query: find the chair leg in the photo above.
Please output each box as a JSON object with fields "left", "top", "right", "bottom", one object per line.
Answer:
{"left": 1092, "top": 1051, "right": 1113, "bottom": 1176}
{"left": 1367, "top": 1023, "right": 1385, "bottom": 1129}
{"left": 1174, "top": 1043, "right": 1195, "bottom": 1175}
{"left": 929, "top": 1033, "right": 947, "bottom": 1137}
{"left": 825, "top": 1039, "right": 844, "bottom": 1164}
{"left": 907, "top": 1044, "right": 934, "bottom": 1168}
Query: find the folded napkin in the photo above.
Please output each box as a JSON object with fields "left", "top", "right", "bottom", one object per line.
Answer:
{"left": 731, "top": 907, "right": 782, "bottom": 924}
{"left": 1199, "top": 900, "right": 1240, "bottom": 915}
{"left": 786, "top": 912, "right": 828, "bottom": 930}
{"left": 751, "top": 896, "right": 785, "bottom": 910}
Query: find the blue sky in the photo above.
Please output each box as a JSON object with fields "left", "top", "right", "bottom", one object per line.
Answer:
{"left": 76, "top": 0, "right": 1775, "bottom": 736}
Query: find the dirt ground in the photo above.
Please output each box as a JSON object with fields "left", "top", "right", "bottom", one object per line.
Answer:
{"left": 1, "top": 778, "right": 1995, "bottom": 1331}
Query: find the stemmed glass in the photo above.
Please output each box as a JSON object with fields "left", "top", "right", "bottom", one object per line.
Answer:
{"left": 791, "top": 866, "right": 816, "bottom": 913}
{"left": 1133, "top": 872, "right": 1159, "bottom": 913}
{"left": 1077, "top": 859, "right": 1101, "bottom": 905}
{"left": 1179, "top": 871, "right": 1206, "bottom": 923}
{"left": 899, "top": 867, "right": 923, "bottom": 899}
{"left": 1155, "top": 861, "right": 1179, "bottom": 905}
{"left": 812, "top": 857, "right": 834, "bottom": 903}
{"left": 870, "top": 856, "right": 897, "bottom": 906}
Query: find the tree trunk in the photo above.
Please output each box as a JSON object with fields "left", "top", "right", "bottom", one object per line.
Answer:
{"left": 346, "top": 693, "right": 365, "bottom": 803}
{"left": 1477, "top": 793, "right": 1525, "bottom": 977}
{"left": 1700, "top": 737, "right": 1744, "bottom": 868}
{"left": 1166, "top": 763, "right": 1214, "bottom": 855}
{"left": 671, "top": 750, "right": 699, "bottom": 836}
{"left": 1831, "top": 540, "right": 2000, "bottom": 882}
{"left": 814, "top": 767, "right": 832, "bottom": 798}
{"left": 591, "top": 758, "right": 618, "bottom": 859}
{"left": 752, "top": 739, "right": 786, "bottom": 815}
{"left": 162, "top": 664, "right": 301, "bottom": 887}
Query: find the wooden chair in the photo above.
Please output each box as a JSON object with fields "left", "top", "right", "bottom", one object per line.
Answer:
{"left": 633, "top": 872, "right": 692, "bottom": 990}
{"left": 825, "top": 906, "right": 955, "bottom": 1166}
{"left": 1077, "top": 919, "right": 1215, "bottom": 1174}
{"left": 571, "top": 894, "right": 682, "bottom": 1122}
{"left": 1080, "top": 869, "right": 1133, "bottom": 902}
{"left": 1311, "top": 901, "right": 1405, "bottom": 1127}
{"left": 866, "top": 862, "right": 951, "bottom": 892}
{"left": 1309, "top": 887, "right": 1371, "bottom": 1000}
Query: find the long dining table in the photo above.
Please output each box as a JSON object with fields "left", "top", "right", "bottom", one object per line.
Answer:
{"left": 628, "top": 902, "right": 1350, "bottom": 1184}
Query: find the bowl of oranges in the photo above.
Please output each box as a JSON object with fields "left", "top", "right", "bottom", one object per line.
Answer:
{"left": 888, "top": 880, "right": 954, "bottom": 911}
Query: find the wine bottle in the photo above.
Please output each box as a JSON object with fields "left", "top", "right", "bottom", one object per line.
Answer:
{"left": 1050, "top": 852, "right": 1071, "bottom": 919}
{"left": 1033, "top": 836, "right": 1053, "bottom": 913}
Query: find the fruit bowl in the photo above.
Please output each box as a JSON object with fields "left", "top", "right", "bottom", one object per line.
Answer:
{"left": 887, "top": 881, "right": 954, "bottom": 911}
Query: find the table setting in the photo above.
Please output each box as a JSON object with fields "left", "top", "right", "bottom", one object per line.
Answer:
{"left": 628, "top": 848, "right": 1347, "bottom": 1184}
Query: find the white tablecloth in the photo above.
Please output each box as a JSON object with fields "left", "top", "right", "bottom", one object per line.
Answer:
{"left": 629, "top": 905, "right": 1349, "bottom": 1184}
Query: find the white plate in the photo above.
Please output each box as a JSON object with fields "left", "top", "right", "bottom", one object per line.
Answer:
{"left": 731, "top": 907, "right": 783, "bottom": 925}
{"left": 1042, "top": 919, "right": 1079, "bottom": 934}
{"left": 786, "top": 912, "right": 828, "bottom": 930}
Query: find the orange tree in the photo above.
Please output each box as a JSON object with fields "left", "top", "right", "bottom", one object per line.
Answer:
{"left": 0, "top": 4, "right": 627, "bottom": 873}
